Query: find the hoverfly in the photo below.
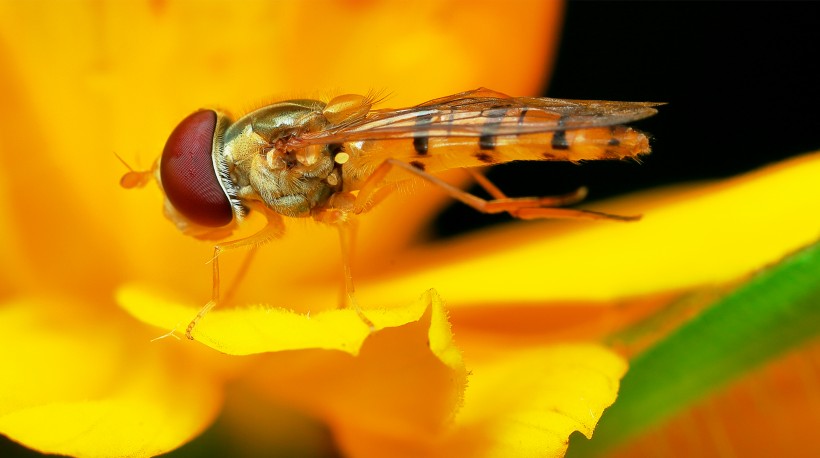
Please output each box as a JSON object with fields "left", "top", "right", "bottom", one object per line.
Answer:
{"left": 121, "top": 88, "right": 661, "bottom": 340}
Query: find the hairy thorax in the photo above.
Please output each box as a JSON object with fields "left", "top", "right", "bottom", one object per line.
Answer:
{"left": 221, "top": 101, "right": 340, "bottom": 217}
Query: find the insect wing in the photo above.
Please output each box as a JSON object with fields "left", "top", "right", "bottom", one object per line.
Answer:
{"left": 294, "top": 87, "right": 662, "bottom": 146}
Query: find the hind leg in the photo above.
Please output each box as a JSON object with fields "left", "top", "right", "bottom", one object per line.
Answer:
{"left": 354, "top": 159, "right": 640, "bottom": 221}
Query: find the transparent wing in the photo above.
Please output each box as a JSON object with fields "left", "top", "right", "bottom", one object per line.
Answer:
{"left": 294, "top": 88, "right": 662, "bottom": 146}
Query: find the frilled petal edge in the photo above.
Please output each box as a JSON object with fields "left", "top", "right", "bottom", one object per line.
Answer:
{"left": 445, "top": 344, "right": 626, "bottom": 458}
{"left": 117, "top": 285, "right": 461, "bottom": 363}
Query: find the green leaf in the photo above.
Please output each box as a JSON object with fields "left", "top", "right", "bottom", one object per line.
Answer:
{"left": 569, "top": 241, "right": 820, "bottom": 457}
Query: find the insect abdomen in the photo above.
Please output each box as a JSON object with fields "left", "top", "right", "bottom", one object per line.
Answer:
{"left": 344, "top": 126, "right": 650, "bottom": 189}
{"left": 458, "top": 125, "right": 649, "bottom": 163}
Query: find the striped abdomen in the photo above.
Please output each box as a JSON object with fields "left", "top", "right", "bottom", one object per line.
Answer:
{"left": 342, "top": 125, "right": 650, "bottom": 190}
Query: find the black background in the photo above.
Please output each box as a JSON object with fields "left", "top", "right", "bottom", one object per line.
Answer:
{"left": 433, "top": 2, "right": 820, "bottom": 238}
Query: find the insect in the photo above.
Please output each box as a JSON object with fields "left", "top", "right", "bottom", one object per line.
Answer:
{"left": 121, "top": 88, "right": 661, "bottom": 340}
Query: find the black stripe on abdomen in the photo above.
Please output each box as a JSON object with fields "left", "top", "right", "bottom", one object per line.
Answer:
{"left": 551, "top": 130, "right": 570, "bottom": 150}
{"left": 478, "top": 107, "right": 507, "bottom": 150}
{"left": 551, "top": 115, "right": 570, "bottom": 150}
{"left": 479, "top": 134, "right": 495, "bottom": 150}
{"left": 413, "top": 136, "right": 428, "bottom": 154}
{"left": 413, "top": 114, "right": 433, "bottom": 155}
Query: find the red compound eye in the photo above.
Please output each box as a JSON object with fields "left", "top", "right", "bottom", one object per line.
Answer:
{"left": 160, "top": 110, "right": 233, "bottom": 227}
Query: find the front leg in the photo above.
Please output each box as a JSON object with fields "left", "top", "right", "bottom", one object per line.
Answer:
{"left": 186, "top": 211, "right": 285, "bottom": 340}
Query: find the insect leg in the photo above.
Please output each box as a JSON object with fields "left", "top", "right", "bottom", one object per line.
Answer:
{"left": 220, "top": 244, "right": 259, "bottom": 306}
{"left": 465, "top": 167, "right": 507, "bottom": 199}
{"left": 356, "top": 159, "right": 639, "bottom": 221}
{"left": 185, "top": 212, "right": 285, "bottom": 340}
{"left": 336, "top": 220, "right": 375, "bottom": 330}
{"left": 464, "top": 168, "right": 589, "bottom": 207}
{"left": 337, "top": 219, "right": 357, "bottom": 305}
{"left": 352, "top": 157, "right": 396, "bottom": 213}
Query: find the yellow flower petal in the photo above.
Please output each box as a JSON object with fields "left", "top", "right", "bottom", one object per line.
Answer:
{"left": 0, "top": 298, "right": 223, "bottom": 458}
{"left": 188, "top": 289, "right": 468, "bottom": 457}
{"left": 316, "top": 343, "right": 625, "bottom": 458}
{"left": 2, "top": 1, "right": 588, "bottom": 456}
{"left": 444, "top": 344, "right": 627, "bottom": 458}
{"left": 118, "top": 285, "right": 462, "bottom": 361}
{"left": 356, "top": 152, "right": 820, "bottom": 306}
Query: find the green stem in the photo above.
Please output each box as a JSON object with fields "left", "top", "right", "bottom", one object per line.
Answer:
{"left": 569, "top": 241, "right": 820, "bottom": 457}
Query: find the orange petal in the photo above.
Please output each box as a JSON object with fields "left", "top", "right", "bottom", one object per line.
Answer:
{"left": 609, "top": 337, "right": 820, "bottom": 457}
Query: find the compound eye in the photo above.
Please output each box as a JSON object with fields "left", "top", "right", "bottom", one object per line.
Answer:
{"left": 160, "top": 110, "right": 233, "bottom": 227}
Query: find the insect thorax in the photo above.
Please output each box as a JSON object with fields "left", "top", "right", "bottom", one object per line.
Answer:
{"left": 220, "top": 100, "right": 341, "bottom": 218}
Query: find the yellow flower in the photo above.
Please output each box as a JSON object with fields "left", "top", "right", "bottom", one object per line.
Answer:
{"left": 3, "top": 1, "right": 818, "bottom": 457}
{"left": 1, "top": 1, "right": 620, "bottom": 457}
